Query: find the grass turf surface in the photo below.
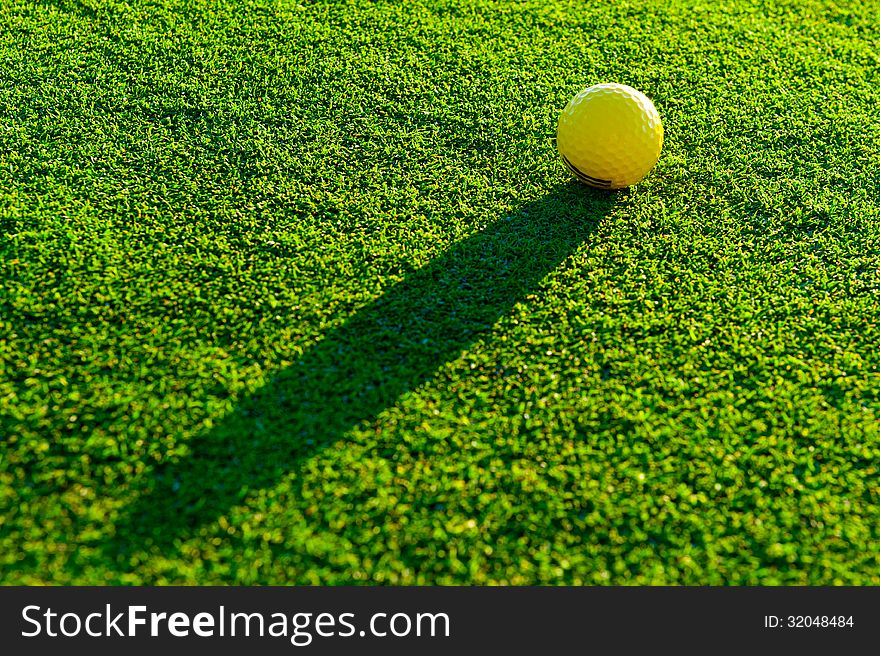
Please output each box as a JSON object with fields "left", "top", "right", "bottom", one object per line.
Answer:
{"left": 2, "top": 0, "right": 879, "bottom": 584}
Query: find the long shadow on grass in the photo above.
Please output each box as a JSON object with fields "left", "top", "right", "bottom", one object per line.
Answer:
{"left": 102, "top": 182, "right": 616, "bottom": 569}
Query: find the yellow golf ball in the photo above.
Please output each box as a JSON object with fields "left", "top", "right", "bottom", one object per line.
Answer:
{"left": 556, "top": 83, "right": 663, "bottom": 189}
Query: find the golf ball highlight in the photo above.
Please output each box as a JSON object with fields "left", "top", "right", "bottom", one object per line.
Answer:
{"left": 557, "top": 83, "right": 663, "bottom": 189}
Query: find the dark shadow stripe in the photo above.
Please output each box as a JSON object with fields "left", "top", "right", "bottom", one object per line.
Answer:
{"left": 561, "top": 154, "right": 612, "bottom": 188}
{"left": 96, "top": 184, "right": 617, "bottom": 575}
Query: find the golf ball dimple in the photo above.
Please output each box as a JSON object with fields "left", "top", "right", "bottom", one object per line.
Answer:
{"left": 556, "top": 83, "right": 663, "bottom": 189}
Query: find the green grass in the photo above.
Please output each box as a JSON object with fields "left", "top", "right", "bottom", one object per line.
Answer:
{"left": 2, "top": 0, "right": 879, "bottom": 585}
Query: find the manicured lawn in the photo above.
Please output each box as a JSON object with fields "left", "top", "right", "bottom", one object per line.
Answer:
{"left": 2, "top": 0, "right": 878, "bottom": 584}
